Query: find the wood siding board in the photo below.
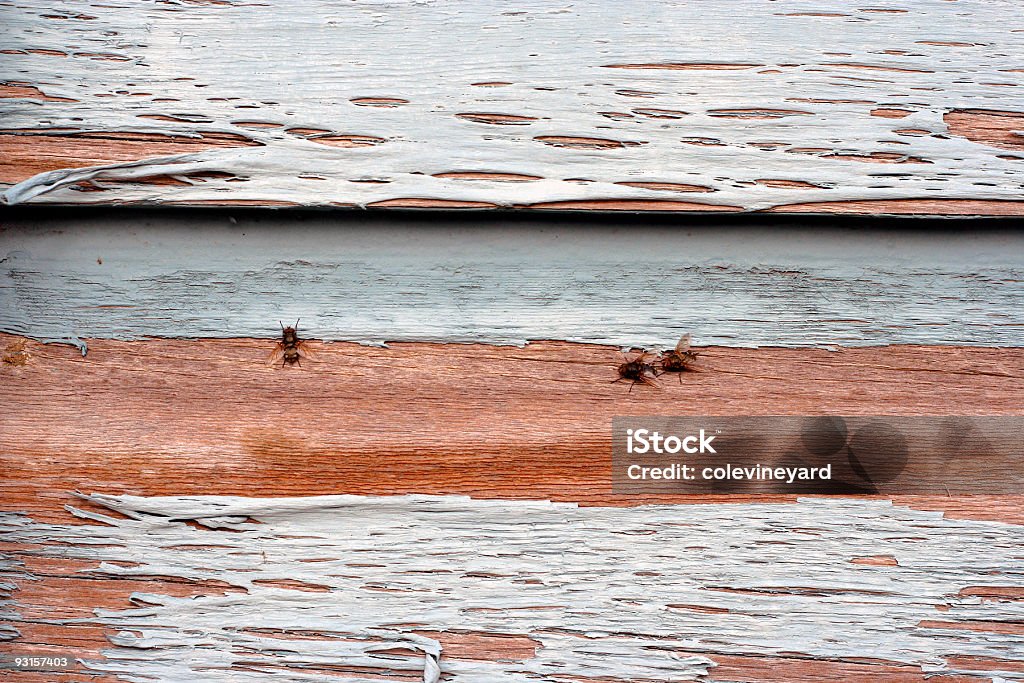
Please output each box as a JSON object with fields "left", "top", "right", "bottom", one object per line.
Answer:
{"left": 1, "top": 334, "right": 1022, "bottom": 512}
{"left": 2, "top": 494, "right": 1024, "bottom": 681}
{"left": 1, "top": 1, "right": 1023, "bottom": 212}
{"left": 2, "top": 217, "right": 1023, "bottom": 351}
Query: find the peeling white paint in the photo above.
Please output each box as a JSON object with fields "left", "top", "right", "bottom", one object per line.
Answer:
{"left": 2, "top": 216, "right": 1023, "bottom": 351}
{"left": 2, "top": 494, "right": 1024, "bottom": 681}
{"left": 1, "top": 0, "right": 1022, "bottom": 207}
{"left": 0, "top": 555, "right": 24, "bottom": 641}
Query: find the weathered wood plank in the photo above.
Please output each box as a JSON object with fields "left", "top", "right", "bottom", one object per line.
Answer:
{"left": 2, "top": 334, "right": 1022, "bottom": 518}
{"left": 3, "top": 494, "right": 1024, "bottom": 682}
{"left": 1, "top": 1, "right": 1022, "bottom": 212}
{"left": 3, "top": 214, "right": 1023, "bottom": 351}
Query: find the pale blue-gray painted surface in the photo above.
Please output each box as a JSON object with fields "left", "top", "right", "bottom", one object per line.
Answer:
{"left": 2, "top": 214, "right": 1022, "bottom": 351}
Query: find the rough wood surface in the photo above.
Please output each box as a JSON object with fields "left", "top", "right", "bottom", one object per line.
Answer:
{"left": 1, "top": 1, "right": 1022, "bottom": 213}
{"left": 4, "top": 215, "right": 1023, "bottom": 351}
{"left": 2, "top": 334, "right": 1022, "bottom": 518}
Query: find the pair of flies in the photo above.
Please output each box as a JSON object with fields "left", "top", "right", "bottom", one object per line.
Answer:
{"left": 614, "top": 333, "right": 700, "bottom": 391}
{"left": 268, "top": 320, "right": 313, "bottom": 366}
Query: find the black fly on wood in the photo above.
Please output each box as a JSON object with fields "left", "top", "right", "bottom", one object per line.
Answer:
{"left": 614, "top": 351, "right": 659, "bottom": 392}
{"left": 658, "top": 333, "right": 700, "bottom": 381}
{"left": 268, "top": 319, "right": 312, "bottom": 367}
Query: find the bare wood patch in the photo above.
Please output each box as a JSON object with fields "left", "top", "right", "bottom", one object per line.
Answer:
{"left": 944, "top": 109, "right": 1024, "bottom": 150}
{"left": 916, "top": 40, "right": 978, "bottom": 47}
{"left": 754, "top": 179, "right": 827, "bottom": 189}
{"left": 311, "top": 134, "right": 385, "bottom": 148}
{"left": 102, "top": 174, "right": 190, "bottom": 186}
{"left": 366, "top": 198, "right": 499, "bottom": 208}
{"left": 71, "top": 52, "right": 130, "bottom": 62}
{"left": 825, "top": 62, "right": 933, "bottom": 73}
{"left": 304, "top": 133, "right": 387, "bottom": 148}
{"left": 534, "top": 136, "right": 643, "bottom": 149}
{"left": 456, "top": 112, "right": 538, "bottom": 125}
{"left": 701, "top": 651, "right": 986, "bottom": 683}
{"left": 765, "top": 199, "right": 1024, "bottom": 216}
{"left": 631, "top": 108, "right": 689, "bottom": 119}
{"left": 432, "top": 171, "right": 542, "bottom": 181}
{"left": 71, "top": 131, "right": 257, "bottom": 145}
{"left": 682, "top": 137, "right": 726, "bottom": 146}
{"left": 918, "top": 620, "right": 1024, "bottom": 636}
{"left": 350, "top": 97, "right": 409, "bottom": 107}
{"left": 411, "top": 630, "right": 540, "bottom": 661}
{"left": 614, "top": 89, "right": 660, "bottom": 98}
{"left": 283, "top": 127, "right": 330, "bottom": 136}
{"left": 232, "top": 121, "right": 283, "bottom": 129}
{"left": 137, "top": 114, "right": 213, "bottom": 123}
{"left": 820, "top": 151, "right": 931, "bottom": 164}
{"left": 10, "top": 571, "right": 243, "bottom": 619}
{"left": 0, "top": 130, "right": 258, "bottom": 184}
{"left": 614, "top": 181, "right": 714, "bottom": 193}
{"left": 945, "top": 655, "right": 1024, "bottom": 674}
{"left": 666, "top": 603, "right": 730, "bottom": 614}
{"left": 41, "top": 13, "right": 97, "bottom": 20}
{"left": 850, "top": 555, "right": 899, "bottom": 566}
{"left": 958, "top": 586, "right": 1024, "bottom": 601}
{"left": 0, "top": 83, "right": 77, "bottom": 102}
{"left": 24, "top": 48, "right": 68, "bottom": 57}
{"left": 871, "top": 108, "right": 915, "bottom": 118}
{"left": 252, "top": 578, "right": 332, "bottom": 593}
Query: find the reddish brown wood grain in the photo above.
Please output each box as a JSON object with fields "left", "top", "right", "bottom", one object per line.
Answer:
{"left": 765, "top": 199, "right": 1024, "bottom": 215}
{"left": 1, "top": 334, "right": 1021, "bottom": 522}
{"left": 0, "top": 129, "right": 259, "bottom": 185}
{"left": 700, "top": 653, "right": 994, "bottom": 683}
{"left": 945, "top": 109, "right": 1024, "bottom": 151}
{"left": 0, "top": 545, "right": 243, "bottom": 682}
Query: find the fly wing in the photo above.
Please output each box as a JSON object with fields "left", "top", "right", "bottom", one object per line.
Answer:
{"left": 295, "top": 341, "right": 315, "bottom": 360}
{"left": 267, "top": 342, "right": 286, "bottom": 365}
{"left": 641, "top": 373, "right": 662, "bottom": 389}
{"left": 675, "top": 333, "right": 691, "bottom": 354}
